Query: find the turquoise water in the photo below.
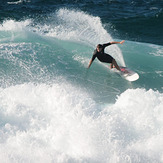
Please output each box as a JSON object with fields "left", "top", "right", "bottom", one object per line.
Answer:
{"left": 0, "top": 7, "right": 163, "bottom": 163}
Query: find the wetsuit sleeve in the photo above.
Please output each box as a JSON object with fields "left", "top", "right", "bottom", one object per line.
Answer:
{"left": 102, "top": 42, "right": 111, "bottom": 48}
{"left": 91, "top": 50, "right": 97, "bottom": 62}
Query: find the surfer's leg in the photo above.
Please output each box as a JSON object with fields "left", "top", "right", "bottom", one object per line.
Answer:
{"left": 112, "top": 59, "right": 121, "bottom": 71}
{"left": 103, "top": 54, "right": 119, "bottom": 70}
{"left": 110, "top": 63, "right": 115, "bottom": 69}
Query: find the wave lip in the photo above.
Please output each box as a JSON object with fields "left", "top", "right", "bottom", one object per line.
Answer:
{"left": 39, "top": 8, "right": 126, "bottom": 66}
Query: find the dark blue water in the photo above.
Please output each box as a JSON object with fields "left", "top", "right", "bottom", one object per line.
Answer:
{"left": 0, "top": 1, "right": 163, "bottom": 163}
{"left": 0, "top": 0, "right": 163, "bottom": 45}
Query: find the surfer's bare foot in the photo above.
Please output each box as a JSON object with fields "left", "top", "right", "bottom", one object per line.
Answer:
{"left": 120, "top": 68, "right": 129, "bottom": 73}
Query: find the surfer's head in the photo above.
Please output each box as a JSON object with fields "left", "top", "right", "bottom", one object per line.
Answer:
{"left": 97, "top": 44, "right": 103, "bottom": 52}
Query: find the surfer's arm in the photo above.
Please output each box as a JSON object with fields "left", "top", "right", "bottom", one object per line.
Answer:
{"left": 110, "top": 40, "right": 125, "bottom": 45}
{"left": 88, "top": 53, "right": 96, "bottom": 68}
{"left": 88, "top": 59, "right": 93, "bottom": 68}
{"left": 103, "top": 40, "right": 125, "bottom": 48}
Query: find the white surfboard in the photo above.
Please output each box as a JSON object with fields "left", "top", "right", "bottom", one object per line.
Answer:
{"left": 111, "top": 66, "right": 139, "bottom": 81}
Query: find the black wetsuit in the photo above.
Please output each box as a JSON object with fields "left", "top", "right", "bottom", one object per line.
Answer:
{"left": 91, "top": 43, "right": 114, "bottom": 63}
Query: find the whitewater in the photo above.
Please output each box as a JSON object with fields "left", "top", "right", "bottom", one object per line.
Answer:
{"left": 0, "top": 8, "right": 163, "bottom": 163}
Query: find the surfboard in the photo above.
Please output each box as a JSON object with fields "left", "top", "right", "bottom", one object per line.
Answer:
{"left": 111, "top": 66, "right": 139, "bottom": 81}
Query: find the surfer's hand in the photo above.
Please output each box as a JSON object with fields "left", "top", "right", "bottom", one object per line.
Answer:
{"left": 120, "top": 40, "right": 125, "bottom": 44}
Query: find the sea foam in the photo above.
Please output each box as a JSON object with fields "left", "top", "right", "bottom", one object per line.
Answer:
{"left": 0, "top": 83, "right": 163, "bottom": 163}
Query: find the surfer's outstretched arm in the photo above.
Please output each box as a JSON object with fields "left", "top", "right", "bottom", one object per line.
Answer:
{"left": 88, "top": 59, "right": 93, "bottom": 68}
{"left": 103, "top": 40, "right": 125, "bottom": 48}
{"left": 88, "top": 52, "right": 96, "bottom": 68}
{"left": 110, "top": 40, "right": 125, "bottom": 45}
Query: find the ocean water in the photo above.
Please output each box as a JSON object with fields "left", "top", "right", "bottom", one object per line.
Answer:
{"left": 0, "top": 1, "right": 163, "bottom": 163}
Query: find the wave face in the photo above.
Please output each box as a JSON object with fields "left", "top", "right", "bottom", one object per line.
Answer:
{"left": 0, "top": 8, "right": 163, "bottom": 163}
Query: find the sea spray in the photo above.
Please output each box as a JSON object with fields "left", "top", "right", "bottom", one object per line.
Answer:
{"left": 33, "top": 8, "right": 126, "bottom": 66}
{"left": 0, "top": 84, "right": 163, "bottom": 162}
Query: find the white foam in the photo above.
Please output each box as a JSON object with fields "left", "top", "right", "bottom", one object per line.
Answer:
{"left": 0, "top": 83, "right": 163, "bottom": 162}
{"left": 0, "top": 19, "right": 31, "bottom": 31}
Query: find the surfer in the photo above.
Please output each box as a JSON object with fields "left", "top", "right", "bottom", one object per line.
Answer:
{"left": 88, "top": 40, "right": 125, "bottom": 71}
